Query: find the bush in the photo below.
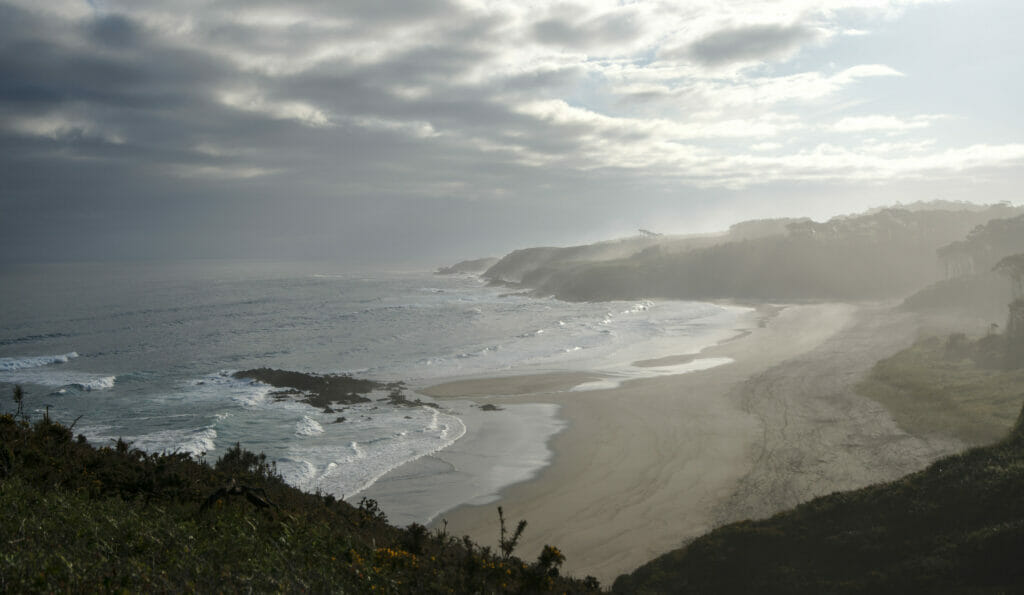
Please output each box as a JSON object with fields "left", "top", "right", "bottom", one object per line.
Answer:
{"left": 0, "top": 407, "right": 600, "bottom": 593}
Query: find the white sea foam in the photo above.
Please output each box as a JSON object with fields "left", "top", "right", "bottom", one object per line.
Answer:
{"left": 89, "top": 427, "right": 218, "bottom": 457}
{"left": 187, "top": 371, "right": 274, "bottom": 407}
{"left": 275, "top": 404, "right": 468, "bottom": 500}
{"left": 71, "top": 375, "right": 117, "bottom": 391}
{"left": 295, "top": 416, "right": 324, "bottom": 436}
{"left": 0, "top": 367, "right": 117, "bottom": 392}
{"left": 621, "top": 300, "right": 653, "bottom": 314}
{"left": 0, "top": 351, "right": 79, "bottom": 371}
{"left": 360, "top": 400, "right": 566, "bottom": 526}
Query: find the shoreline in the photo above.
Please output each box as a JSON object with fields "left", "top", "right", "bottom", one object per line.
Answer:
{"left": 360, "top": 303, "right": 762, "bottom": 519}
{"left": 356, "top": 399, "right": 567, "bottom": 527}
{"left": 417, "top": 302, "right": 964, "bottom": 584}
{"left": 360, "top": 301, "right": 760, "bottom": 524}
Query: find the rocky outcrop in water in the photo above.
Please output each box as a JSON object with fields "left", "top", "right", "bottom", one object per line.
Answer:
{"left": 232, "top": 368, "right": 438, "bottom": 410}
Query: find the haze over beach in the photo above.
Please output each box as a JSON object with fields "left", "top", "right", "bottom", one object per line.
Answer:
{"left": 3, "top": 0, "right": 1024, "bottom": 592}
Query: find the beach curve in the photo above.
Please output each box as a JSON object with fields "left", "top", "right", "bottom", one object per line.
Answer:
{"left": 429, "top": 303, "right": 962, "bottom": 584}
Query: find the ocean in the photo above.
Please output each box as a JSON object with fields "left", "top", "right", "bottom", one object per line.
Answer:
{"left": 0, "top": 260, "right": 747, "bottom": 524}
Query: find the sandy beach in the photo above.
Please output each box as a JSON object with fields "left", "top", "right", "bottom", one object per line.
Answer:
{"left": 424, "top": 303, "right": 965, "bottom": 584}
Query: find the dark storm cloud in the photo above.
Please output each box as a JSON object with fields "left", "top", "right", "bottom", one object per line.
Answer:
{"left": 684, "top": 23, "right": 818, "bottom": 66}
{"left": 0, "top": 7, "right": 226, "bottom": 116}
{"left": 86, "top": 14, "right": 142, "bottom": 47}
{"left": 0, "top": 0, "right": 593, "bottom": 203}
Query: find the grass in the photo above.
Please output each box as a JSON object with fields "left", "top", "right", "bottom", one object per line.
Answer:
{"left": 856, "top": 335, "right": 1024, "bottom": 445}
{"left": 0, "top": 397, "right": 600, "bottom": 593}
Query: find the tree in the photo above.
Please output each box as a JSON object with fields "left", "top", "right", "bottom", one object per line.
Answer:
{"left": 994, "top": 253, "right": 1024, "bottom": 368}
{"left": 994, "top": 253, "right": 1024, "bottom": 299}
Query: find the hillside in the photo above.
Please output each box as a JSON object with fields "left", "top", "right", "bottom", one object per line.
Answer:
{"left": 903, "top": 215, "right": 1024, "bottom": 321}
{"left": 435, "top": 257, "right": 500, "bottom": 275}
{"left": 483, "top": 203, "right": 1023, "bottom": 302}
{"left": 901, "top": 272, "right": 1010, "bottom": 322}
{"left": 613, "top": 334, "right": 1024, "bottom": 593}
{"left": 0, "top": 394, "right": 599, "bottom": 593}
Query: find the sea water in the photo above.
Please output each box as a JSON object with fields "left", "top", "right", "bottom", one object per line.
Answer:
{"left": 0, "top": 260, "right": 746, "bottom": 520}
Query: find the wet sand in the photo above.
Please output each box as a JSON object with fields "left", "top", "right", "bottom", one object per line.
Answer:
{"left": 428, "top": 303, "right": 963, "bottom": 584}
{"left": 421, "top": 371, "right": 607, "bottom": 398}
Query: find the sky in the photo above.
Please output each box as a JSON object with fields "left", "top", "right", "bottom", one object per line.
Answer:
{"left": 1, "top": 0, "right": 1022, "bottom": 267}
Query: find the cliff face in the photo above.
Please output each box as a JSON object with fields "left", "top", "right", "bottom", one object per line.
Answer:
{"left": 481, "top": 236, "right": 665, "bottom": 285}
{"left": 435, "top": 257, "right": 499, "bottom": 275}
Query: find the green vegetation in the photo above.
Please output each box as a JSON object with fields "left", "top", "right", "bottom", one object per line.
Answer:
{"left": 0, "top": 391, "right": 599, "bottom": 593}
{"left": 856, "top": 334, "right": 1024, "bottom": 445}
{"left": 901, "top": 272, "right": 1009, "bottom": 322}
{"left": 613, "top": 338, "right": 1024, "bottom": 593}
{"left": 937, "top": 215, "right": 1024, "bottom": 280}
{"left": 905, "top": 217, "right": 1024, "bottom": 320}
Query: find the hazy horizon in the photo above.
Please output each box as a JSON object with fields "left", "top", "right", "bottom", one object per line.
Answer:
{"left": 2, "top": 0, "right": 1022, "bottom": 268}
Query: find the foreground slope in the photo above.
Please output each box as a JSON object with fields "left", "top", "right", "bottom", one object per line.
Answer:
{"left": 615, "top": 408, "right": 1024, "bottom": 593}
{"left": 0, "top": 404, "right": 598, "bottom": 593}
{"left": 614, "top": 337, "right": 1024, "bottom": 593}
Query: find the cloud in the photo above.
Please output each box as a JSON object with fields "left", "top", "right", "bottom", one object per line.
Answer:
{"left": 7, "top": 113, "right": 125, "bottom": 144}
{"left": 673, "top": 65, "right": 904, "bottom": 110}
{"left": 0, "top": 0, "right": 1018, "bottom": 264}
{"left": 832, "top": 114, "right": 944, "bottom": 133}
{"left": 171, "top": 163, "right": 278, "bottom": 180}
{"left": 218, "top": 89, "right": 332, "bottom": 127}
{"left": 532, "top": 9, "right": 643, "bottom": 50}
{"left": 86, "top": 13, "right": 142, "bottom": 47}
{"left": 683, "top": 23, "right": 821, "bottom": 66}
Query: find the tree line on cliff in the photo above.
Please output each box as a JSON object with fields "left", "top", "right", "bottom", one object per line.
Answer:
{"left": 474, "top": 202, "right": 1023, "bottom": 302}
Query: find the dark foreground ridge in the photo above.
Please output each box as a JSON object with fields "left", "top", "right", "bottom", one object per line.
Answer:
{"left": 0, "top": 392, "right": 599, "bottom": 593}
{"left": 614, "top": 336, "right": 1024, "bottom": 594}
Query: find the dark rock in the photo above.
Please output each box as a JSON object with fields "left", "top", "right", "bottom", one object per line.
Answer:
{"left": 233, "top": 368, "right": 381, "bottom": 407}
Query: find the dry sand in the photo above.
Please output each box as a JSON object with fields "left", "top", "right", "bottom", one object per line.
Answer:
{"left": 428, "top": 303, "right": 964, "bottom": 584}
